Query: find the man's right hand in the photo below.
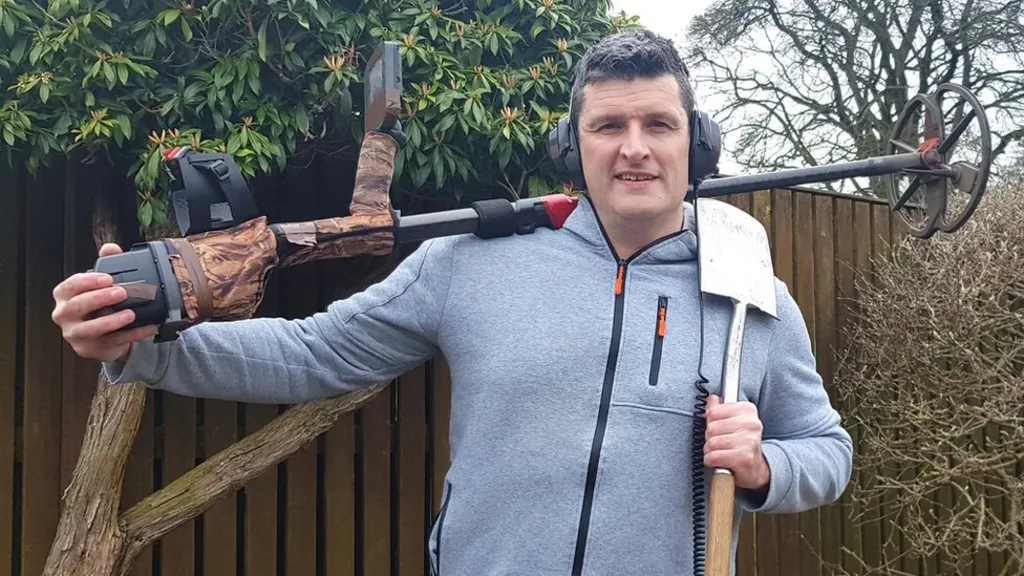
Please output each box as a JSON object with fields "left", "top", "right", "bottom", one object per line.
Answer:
{"left": 51, "top": 242, "right": 160, "bottom": 363}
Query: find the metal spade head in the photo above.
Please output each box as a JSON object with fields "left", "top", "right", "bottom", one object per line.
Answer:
{"left": 695, "top": 198, "right": 778, "bottom": 319}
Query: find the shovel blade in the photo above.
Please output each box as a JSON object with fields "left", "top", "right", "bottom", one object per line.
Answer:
{"left": 695, "top": 198, "right": 778, "bottom": 318}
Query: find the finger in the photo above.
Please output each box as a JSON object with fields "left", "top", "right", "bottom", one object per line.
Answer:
{"left": 706, "top": 400, "right": 758, "bottom": 423}
{"left": 706, "top": 416, "right": 760, "bottom": 440}
{"left": 52, "top": 272, "right": 115, "bottom": 304}
{"left": 703, "top": 447, "right": 752, "bottom": 470}
{"left": 104, "top": 323, "right": 159, "bottom": 348}
{"left": 704, "top": 430, "right": 760, "bottom": 454}
{"left": 56, "top": 286, "right": 128, "bottom": 325}
{"left": 65, "top": 308, "right": 137, "bottom": 342}
{"left": 704, "top": 394, "right": 721, "bottom": 420}
{"left": 98, "top": 243, "right": 123, "bottom": 257}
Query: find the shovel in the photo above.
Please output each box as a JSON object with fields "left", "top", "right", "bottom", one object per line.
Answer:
{"left": 695, "top": 198, "right": 779, "bottom": 576}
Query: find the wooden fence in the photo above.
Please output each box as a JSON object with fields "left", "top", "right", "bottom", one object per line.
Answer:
{"left": 0, "top": 155, "right": 994, "bottom": 576}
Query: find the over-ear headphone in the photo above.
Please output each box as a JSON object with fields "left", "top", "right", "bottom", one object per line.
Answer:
{"left": 546, "top": 103, "right": 722, "bottom": 192}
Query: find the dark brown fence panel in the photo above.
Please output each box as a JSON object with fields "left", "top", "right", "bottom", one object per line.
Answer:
{"left": 21, "top": 160, "right": 66, "bottom": 576}
{"left": 1, "top": 162, "right": 20, "bottom": 576}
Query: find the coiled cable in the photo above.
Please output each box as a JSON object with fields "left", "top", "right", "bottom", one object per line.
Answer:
{"left": 690, "top": 181, "right": 710, "bottom": 576}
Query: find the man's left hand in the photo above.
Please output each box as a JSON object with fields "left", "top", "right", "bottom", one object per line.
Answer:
{"left": 703, "top": 394, "right": 770, "bottom": 492}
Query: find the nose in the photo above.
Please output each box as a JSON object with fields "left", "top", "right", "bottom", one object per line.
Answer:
{"left": 619, "top": 123, "right": 650, "bottom": 162}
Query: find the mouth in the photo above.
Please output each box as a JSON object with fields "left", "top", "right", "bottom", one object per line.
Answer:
{"left": 615, "top": 172, "right": 658, "bottom": 183}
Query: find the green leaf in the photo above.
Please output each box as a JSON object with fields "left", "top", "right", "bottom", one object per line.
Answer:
{"left": 257, "top": 20, "right": 268, "bottom": 61}
{"left": 181, "top": 18, "right": 193, "bottom": 42}
{"left": 139, "top": 201, "right": 153, "bottom": 227}
{"left": 161, "top": 9, "right": 180, "bottom": 26}
{"left": 117, "top": 114, "right": 131, "bottom": 140}
{"left": 39, "top": 83, "right": 50, "bottom": 103}
{"left": 294, "top": 106, "right": 309, "bottom": 133}
{"left": 10, "top": 38, "right": 26, "bottom": 64}
{"left": 103, "top": 62, "right": 115, "bottom": 85}
{"left": 117, "top": 64, "right": 129, "bottom": 85}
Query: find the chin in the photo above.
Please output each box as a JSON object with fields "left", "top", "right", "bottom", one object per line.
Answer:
{"left": 611, "top": 193, "right": 670, "bottom": 220}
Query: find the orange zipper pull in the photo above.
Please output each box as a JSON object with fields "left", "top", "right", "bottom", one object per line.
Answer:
{"left": 658, "top": 300, "right": 667, "bottom": 337}
{"left": 614, "top": 262, "right": 625, "bottom": 295}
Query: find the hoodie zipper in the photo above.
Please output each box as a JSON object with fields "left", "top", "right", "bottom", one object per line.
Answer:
{"left": 649, "top": 296, "right": 668, "bottom": 386}
{"left": 571, "top": 258, "right": 628, "bottom": 576}
{"left": 431, "top": 482, "right": 452, "bottom": 576}
{"left": 571, "top": 226, "right": 685, "bottom": 575}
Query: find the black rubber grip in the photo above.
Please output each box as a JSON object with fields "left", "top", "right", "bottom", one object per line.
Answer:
{"left": 471, "top": 199, "right": 519, "bottom": 239}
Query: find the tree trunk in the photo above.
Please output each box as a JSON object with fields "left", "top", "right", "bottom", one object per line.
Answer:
{"left": 42, "top": 180, "right": 148, "bottom": 576}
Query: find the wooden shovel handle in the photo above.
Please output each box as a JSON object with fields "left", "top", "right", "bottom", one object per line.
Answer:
{"left": 706, "top": 470, "right": 736, "bottom": 576}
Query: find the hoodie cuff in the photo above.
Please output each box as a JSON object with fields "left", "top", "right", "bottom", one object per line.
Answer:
{"left": 101, "top": 338, "right": 167, "bottom": 385}
{"left": 737, "top": 440, "right": 793, "bottom": 513}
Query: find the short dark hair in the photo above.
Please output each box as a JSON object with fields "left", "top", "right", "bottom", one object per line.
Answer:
{"left": 569, "top": 27, "right": 695, "bottom": 130}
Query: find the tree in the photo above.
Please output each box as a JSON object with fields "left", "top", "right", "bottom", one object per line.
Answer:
{"left": 0, "top": 1, "right": 640, "bottom": 574}
{"left": 682, "top": 0, "right": 1024, "bottom": 195}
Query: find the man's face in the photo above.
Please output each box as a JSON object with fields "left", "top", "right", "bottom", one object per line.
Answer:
{"left": 576, "top": 75, "right": 690, "bottom": 226}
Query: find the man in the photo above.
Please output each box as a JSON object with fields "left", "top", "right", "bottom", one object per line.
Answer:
{"left": 52, "top": 28, "right": 852, "bottom": 575}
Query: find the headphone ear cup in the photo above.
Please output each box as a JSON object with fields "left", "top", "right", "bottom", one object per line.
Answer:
{"left": 547, "top": 116, "right": 586, "bottom": 190}
{"left": 688, "top": 110, "right": 721, "bottom": 184}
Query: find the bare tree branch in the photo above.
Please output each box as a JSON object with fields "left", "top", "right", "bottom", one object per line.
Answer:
{"left": 684, "top": 0, "right": 1024, "bottom": 195}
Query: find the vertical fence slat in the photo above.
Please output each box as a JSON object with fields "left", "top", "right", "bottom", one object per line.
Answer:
{"left": 770, "top": 190, "right": 804, "bottom": 576}
{"left": 749, "top": 190, "right": 780, "bottom": 576}
{"left": 60, "top": 161, "right": 101, "bottom": 492}
{"left": 122, "top": 391, "right": 155, "bottom": 576}
{"left": 360, "top": 384, "right": 392, "bottom": 575}
{"left": 202, "top": 398, "right": 238, "bottom": 576}
{"left": 21, "top": 159, "right": 65, "bottom": 576}
{"left": 397, "top": 364, "right": 428, "bottom": 575}
{"left": 283, "top": 263, "right": 320, "bottom": 576}
{"left": 833, "top": 198, "right": 863, "bottom": 574}
{"left": 431, "top": 358, "right": 452, "bottom": 516}
{"left": 322, "top": 260, "right": 357, "bottom": 576}
{"left": 793, "top": 191, "right": 822, "bottom": 576}
{"left": 0, "top": 161, "right": 20, "bottom": 576}
{"left": 160, "top": 390, "right": 197, "bottom": 576}
{"left": 813, "top": 195, "right": 843, "bottom": 574}
{"left": 324, "top": 414, "right": 356, "bottom": 576}
{"left": 244, "top": 273, "right": 281, "bottom": 576}
{"left": 853, "top": 201, "right": 883, "bottom": 570}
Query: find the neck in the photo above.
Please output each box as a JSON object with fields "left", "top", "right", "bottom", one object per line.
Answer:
{"left": 600, "top": 207, "right": 686, "bottom": 261}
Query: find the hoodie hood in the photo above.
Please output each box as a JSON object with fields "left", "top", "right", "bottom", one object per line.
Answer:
{"left": 560, "top": 192, "right": 699, "bottom": 264}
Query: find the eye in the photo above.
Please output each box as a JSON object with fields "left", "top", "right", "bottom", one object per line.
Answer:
{"left": 598, "top": 123, "right": 620, "bottom": 133}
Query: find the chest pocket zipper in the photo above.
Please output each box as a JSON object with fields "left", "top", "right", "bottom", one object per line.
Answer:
{"left": 649, "top": 296, "right": 668, "bottom": 386}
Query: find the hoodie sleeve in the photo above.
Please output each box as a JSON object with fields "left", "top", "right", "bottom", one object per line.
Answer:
{"left": 101, "top": 236, "right": 456, "bottom": 404}
{"left": 736, "top": 280, "right": 854, "bottom": 513}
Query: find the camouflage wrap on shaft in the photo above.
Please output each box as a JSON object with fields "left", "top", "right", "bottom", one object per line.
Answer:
{"left": 168, "top": 216, "right": 280, "bottom": 322}
{"left": 159, "top": 130, "right": 399, "bottom": 325}
{"left": 277, "top": 131, "right": 398, "bottom": 268}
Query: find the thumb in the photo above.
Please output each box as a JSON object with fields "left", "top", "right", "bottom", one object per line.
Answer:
{"left": 98, "top": 243, "right": 123, "bottom": 257}
{"left": 705, "top": 394, "right": 721, "bottom": 421}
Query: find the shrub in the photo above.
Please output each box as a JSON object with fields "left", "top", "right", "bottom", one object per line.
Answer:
{"left": 834, "top": 182, "right": 1024, "bottom": 574}
{"left": 0, "top": 0, "right": 639, "bottom": 236}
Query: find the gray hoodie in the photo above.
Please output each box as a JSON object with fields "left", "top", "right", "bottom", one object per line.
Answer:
{"left": 104, "top": 195, "right": 853, "bottom": 576}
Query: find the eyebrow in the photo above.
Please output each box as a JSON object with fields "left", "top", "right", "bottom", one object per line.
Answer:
{"left": 585, "top": 110, "right": 682, "bottom": 127}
